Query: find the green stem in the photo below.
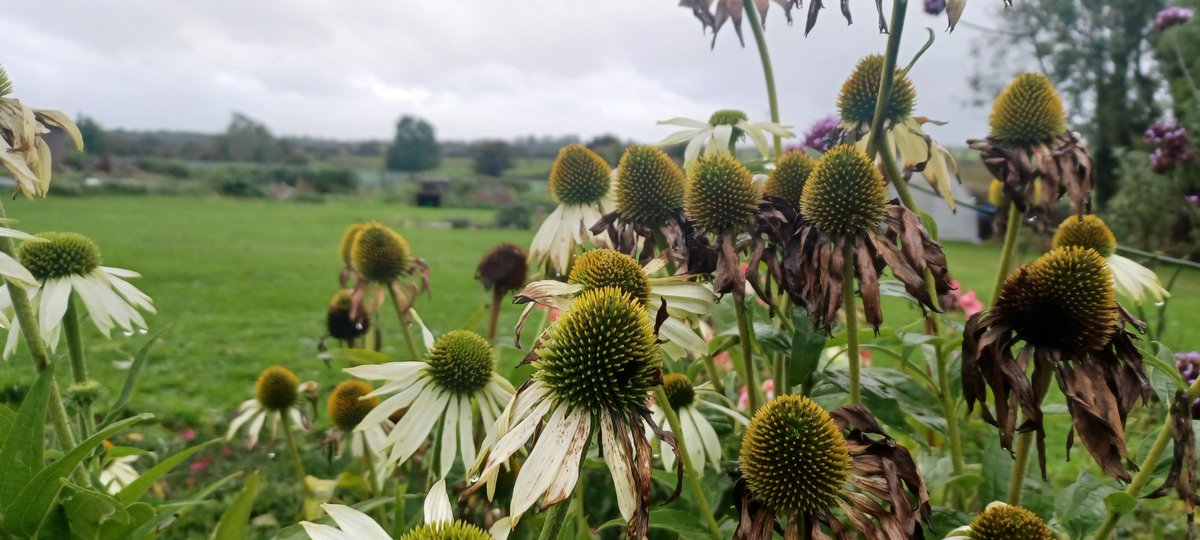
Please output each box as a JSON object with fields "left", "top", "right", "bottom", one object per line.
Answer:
{"left": 63, "top": 295, "right": 96, "bottom": 441}
{"left": 392, "top": 479, "right": 409, "bottom": 537}
{"left": 990, "top": 203, "right": 1022, "bottom": 303}
{"left": 842, "top": 241, "right": 861, "bottom": 405}
{"left": 1006, "top": 357, "right": 1054, "bottom": 505}
{"left": 934, "top": 337, "right": 964, "bottom": 474}
{"left": 742, "top": 0, "right": 783, "bottom": 158}
{"left": 487, "top": 291, "right": 503, "bottom": 340}
{"left": 772, "top": 351, "right": 787, "bottom": 396}
{"left": 654, "top": 386, "right": 723, "bottom": 540}
{"left": 1093, "top": 377, "right": 1200, "bottom": 539}
{"left": 573, "top": 479, "right": 589, "bottom": 540}
{"left": 387, "top": 287, "right": 422, "bottom": 360}
{"left": 1170, "top": 33, "right": 1200, "bottom": 105}
{"left": 280, "top": 412, "right": 311, "bottom": 497}
{"left": 536, "top": 500, "right": 574, "bottom": 540}
{"left": 701, "top": 352, "right": 725, "bottom": 393}
{"left": 865, "top": 0, "right": 908, "bottom": 158}
{"left": 733, "top": 299, "right": 763, "bottom": 412}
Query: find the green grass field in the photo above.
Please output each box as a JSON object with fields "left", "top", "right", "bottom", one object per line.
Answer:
{"left": 2, "top": 195, "right": 1198, "bottom": 431}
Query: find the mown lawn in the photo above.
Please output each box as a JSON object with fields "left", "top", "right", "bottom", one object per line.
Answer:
{"left": 2, "top": 194, "right": 1197, "bottom": 430}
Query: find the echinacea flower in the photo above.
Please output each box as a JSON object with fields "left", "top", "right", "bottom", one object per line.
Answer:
{"left": 337, "top": 222, "right": 367, "bottom": 287}
{"left": 962, "top": 246, "right": 1150, "bottom": 481}
{"left": 779, "top": 145, "right": 951, "bottom": 331}
{"left": 969, "top": 73, "right": 1093, "bottom": 228}
{"left": 651, "top": 373, "right": 747, "bottom": 472}
{"left": 301, "top": 479, "right": 511, "bottom": 540}
{"left": 1155, "top": 6, "right": 1194, "bottom": 31}
{"left": 227, "top": 365, "right": 317, "bottom": 449}
{"left": 514, "top": 248, "right": 713, "bottom": 359}
{"left": 325, "top": 290, "right": 369, "bottom": 349}
{"left": 944, "top": 501, "right": 1054, "bottom": 540}
{"left": 528, "top": 144, "right": 614, "bottom": 277}
{"left": 1052, "top": 214, "right": 1169, "bottom": 305}
{"left": 762, "top": 150, "right": 817, "bottom": 207}
{"left": 345, "top": 221, "right": 430, "bottom": 326}
{"left": 324, "top": 379, "right": 391, "bottom": 485}
{"left": 838, "top": 55, "right": 960, "bottom": 210}
{"left": 345, "top": 330, "right": 514, "bottom": 478}
{"left": 733, "top": 395, "right": 930, "bottom": 538}
{"left": 99, "top": 444, "right": 140, "bottom": 495}
{"left": 469, "top": 287, "right": 668, "bottom": 535}
{"left": 657, "top": 110, "right": 794, "bottom": 168}
{"left": 0, "top": 66, "right": 83, "bottom": 198}
{"left": 3, "top": 232, "right": 155, "bottom": 358}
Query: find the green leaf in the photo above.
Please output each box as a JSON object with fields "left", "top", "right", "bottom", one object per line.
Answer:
{"left": 100, "top": 327, "right": 168, "bottom": 427}
{"left": 128, "top": 471, "right": 241, "bottom": 539}
{"left": 0, "top": 403, "right": 15, "bottom": 447}
{"left": 1142, "top": 343, "right": 1185, "bottom": 405}
{"left": 1103, "top": 491, "right": 1136, "bottom": 515}
{"left": 59, "top": 483, "right": 131, "bottom": 540}
{"left": 597, "top": 509, "right": 713, "bottom": 536}
{"left": 2, "top": 412, "right": 152, "bottom": 536}
{"left": 210, "top": 471, "right": 261, "bottom": 540}
{"left": 917, "top": 209, "right": 939, "bottom": 240}
{"left": 1054, "top": 470, "right": 1113, "bottom": 539}
{"left": 0, "top": 364, "right": 54, "bottom": 520}
{"left": 101, "top": 502, "right": 155, "bottom": 540}
{"left": 786, "top": 315, "right": 825, "bottom": 391}
{"left": 117, "top": 438, "right": 221, "bottom": 505}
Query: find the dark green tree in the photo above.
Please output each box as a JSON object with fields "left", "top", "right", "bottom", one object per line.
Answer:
{"left": 473, "top": 140, "right": 514, "bottom": 177}
{"left": 76, "top": 115, "right": 109, "bottom": 155}
{"left": 215, "top": 113, "right": 284, "bottom": 163}
{"left": 385, "top": 115, "right": 441, "bottom": 173}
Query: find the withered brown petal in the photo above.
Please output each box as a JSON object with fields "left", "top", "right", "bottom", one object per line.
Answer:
{"left": 1055, "top": 361, "right": 1134, "bottom": 482}
{"left": 1146, "top": 390, "right": 1197, "bottom": 538}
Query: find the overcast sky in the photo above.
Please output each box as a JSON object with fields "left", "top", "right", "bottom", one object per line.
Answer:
{"left": 2, "top": 1, "right": 1011, "bottom": 145}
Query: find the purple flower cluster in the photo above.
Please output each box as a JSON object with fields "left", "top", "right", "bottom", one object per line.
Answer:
{"left": 1155, "top": 7, "right": 1194, "bottom": 32}
{"left": 1176, "top": 351, "right": 1200, "bottom": 417}
{"left": 1145, "top": 121, "right": 1197, "bottom": 174}
{"left": 802, "top": 116, "right": 840, "bottom": 153}
{"left": 1187, "top": 194, "right": 1200, "bottom": 205}
{"left": 924, "top": 0, "right": 947, "bottom": 15}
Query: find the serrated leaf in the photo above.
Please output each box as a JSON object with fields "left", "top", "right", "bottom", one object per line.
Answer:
{"left": 100, "top": 328, "right": 167, "bottom": 427}
{"left": 2, "top": 413, "right": 152, "bottom": 536}
{"left": 117, "top": 438, "right": 221, "bottom": 505}
{"left": 210, "top": 471, "right": 260, "bottom": 540}
{"left": 0, "top": 364, "right": 54, "bottom": 521}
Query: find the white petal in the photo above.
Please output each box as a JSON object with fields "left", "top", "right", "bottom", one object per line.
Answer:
{"left": 323, "top": 504, "right": 391, "bottom": 540}
{"left": 38, "top": 277, "right": 71, "bottom": 343}
{"left": 245, "top": 409, "right": 268, "bottom": 448}
{"left": 386, "top": 386, "right": 450, "bottom": 466}
{"left": 345, "top": 362, "right": 427, "bottom": 383}
{"left": 542, "top": 409, "right": 592, "bottom": 507}
{"left": 489, "top": 518, "right": 513, "bottom": 540}
{"left": 422, "top": 479, "right": 455, "bottom": 525}
{"left": 696, "top": 400, "right": 750, "bottom": 426}
{"left": 678, "top": 406, "right": 704, "bottom": 473}
{"left": 739, "top": 120, "right": 771, "bottom": 159}
{"left": 711, "top": 124, "right": 733, "bottom": 155}
{"left": 1108, "top": 254, "right": 1169, "bottom": 305}
{"left": 600, "top": 414, "right": 637, "bottom": 521}
{"left": 225, "top": 406, "right": 262, "bottom": 441}
{"left": 99, "top": 266, "right": 141, "bottom": 279}
{"left": 438, "top": 395, "right": 461, "bottom": 478}
{"left": 105, "top": 274, "right": 155, "bottom": 313}
{"left": 656, "top": 128, "right": 707, "bottom": 148}
{"left": 0, "top": 252, "right": 36, "bottom": 285}
{"left": 688, "top": 407, "right": 722, "bottom": 470}
{"left": 509, "top": 405, "right": 586, "bottom": 521}
{"left": 656, "top": 117, "right": 710, "bottom": 129}
{"left": 300, "top": 522, "right": 351, "bottom": 540}
{"left": 70, "top": 274, "right": 118, "bottom": 337}
{"left": 357, "top": 378, "right": 429, "bottom": 431}
{"left": 683, "top": 128, "right": 707, "bottom": 168}
{"left": 4, "top": 316, "right": 21, "bottom": 359}
{"left": 408, "top": 309, "right": 435, "bottom": 351}
{"left": 459, "top": 393, "right": 477, "bottom": 472}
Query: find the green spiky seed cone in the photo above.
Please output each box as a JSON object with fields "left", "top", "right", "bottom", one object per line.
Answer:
{"left": 1052, "top": 215, "right": 1116, "bottom": 257}
{"left": 427, "top": 330, "right": 494, "bottom": 395}
{"left": 739, "top": 394, "right": 851, "bottom": 515}
{"left": 398, "top": 522, "right": 492, "bottom": 540}
{"left": 256, "top": 365, "right": 300, "bottom": 412}
{"left": 568, "top": 249, "right": 650, "bottom": 305}
{"left": 684, "top": 153, "right": 761, "bottom": 232}
{"left": 988, "top": 73, "right": 1067, "bottom": 145}
{"left": 968, "top": 504, "right": 1054, "bottom": 540}
{"left": 328, "top": 379, "right": 378, "bottom": 432}
{"left": 800, "top": 145, "right": 888, "bottom": 237}
{"left": 327, "top": 290, "right": 367, "bottom": 341}
{"left": 837, "top": 54, "right": 917, "bottom": 125}
{"left": 351, "top": 222, "right": 412, "bottom": 283}
{"left": 535, "top": 287, "right": 660, "bottom": 415}
{"left": 764, "top": 151, "right": 817, "bottom": 204}
{"left": 615, "top": 145, "right": 686, "bottom": 227}
{"left": 549, "top": 144, "right": 611, "bottom": 205}
{"left": 661, "top": 373, "right": 695, "bottom": 410}
{"left": 19, "top": 232, "right": 101, "bottom": 280}
{"left": 339, "top": 223, "right": 366, "bottom": 265}
{"left": 996, "top": 246, "right": 1118, "bottom": 353}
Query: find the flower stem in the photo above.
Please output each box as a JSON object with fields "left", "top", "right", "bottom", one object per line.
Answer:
{"left": 841, "top": 241, "right": 861, "bottom": 405}
{"left": 1006, "top": 357, "right": 1054, "bottom": 505}
{"left": 1093, "top": 377, "right": 1200, "bottom": 539}
{"left": 733, "top": 298, "right": 764, "bottom": 412}
{"left": 741, "top": 0, "right": 783, "bottom": 158}
{"left": 536, "top": 438, "right": 593, "bottom": 540}
{"left": 865, "top": 0, "right": 908, "bottom": 158}
{"left": 654, "top": 386, "right": 723, "bottom": 540}
{"left": 990, "top": 203, "right": 1022, "bottom": 303}
{"left": 387, "top": 287, "right": 422, "bottom": 360}
{"left": 573, "top": 478, "right": 589, "bottom": 539}
{"left": 63, "top": 295, "right": 96, "bottom": 440}
{"left": 701, "top": 352, "right": 725, "bottom": 393}
{"left": 486, "top": 291, "right": 503, "bottom": 340}
{"left": 280, "top": 412, "right": 311, "bottom": 497}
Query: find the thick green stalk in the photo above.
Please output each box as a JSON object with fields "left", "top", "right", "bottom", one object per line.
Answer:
{"left": 1093, "top": 377, "right": 1200, "bottom": 539}
{"left": 387, "top": 287, "right": 422, "bottom": 360}
{"left": 864, "top": 0, "right": 908, "bottom": 157}
{"left": 733, "top": 299, "right": 764, "bottom": 412}
{"left": 280, "top": 412, "right": 311, "bottom": 497}
{"left": 486, "top": 290, "right": 503, "bottom": 339}
{"left": 741, "top": 0, "right": 784, "bottom": 158}
{"left": 841, "top": 241, "right": 861, "bottom": 404}
{"left": 63, "top": 296, "right": 96, "bottom": 440}
{"left": 701, "top": 352, "right": 725, "bottom": 393}
{"left": 536, "top": 500, "right": 574, "bottom": 540}
{"left": 990, "top": 203, "right": 1022, "bottom": 303}
{"left": 1006, "top": 357, "right": 1054, "bottom": 504}
{"left": 573, "top": 480, "right": 589, "bottom": 540}
{"left": 654, "top": 386, "right": 722, "bottom": 539}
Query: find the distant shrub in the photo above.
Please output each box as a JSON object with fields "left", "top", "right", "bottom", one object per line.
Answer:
{"left": 495, "top": 204, "right": 532, "bottom": 230}
{"left": 217, "top": 178, "right": 266, "bottom": 198}
{"left": 290, "top": 192, "right": 327, "bottom": 204}
{"left": 136, "top": 157, "right": 192, "bottom": 179}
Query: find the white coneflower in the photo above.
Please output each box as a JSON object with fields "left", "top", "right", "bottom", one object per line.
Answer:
{"left": 944, "top": 501, "right": 1054, "bottom": 540}
{"left": 301, "top": 479, "right": 511, "bottom": 540}
{"left": 1052, "top": 214, "right": 1169, "bottom": 305}
{"left": 514, "top": 248, "right": 713, "bottom": 358}
{"left": 345, "top": 330, "right": 513, "bottom": 478}
{"left": 657, "top": 109, "right": 794, "bottom": 167}
{"left": 651, "top": 373, "right": 746, "bottom": 472}
{"left": 528, "top": 144, "right": 614, "bottom": 277}
{"left": 98, "top": 443, "right": 140, "bottom": 495}
{"left": 1, "top": 232, "right": 154, "bottom": 358}
{"left": 325, "top": 379, "right": 391, "bottom": 484}
{"left": 226, "top": 365, "right": 317, "bottom": 449}
{"left": 0, "top": 66, "right": 83, "bottom": 198}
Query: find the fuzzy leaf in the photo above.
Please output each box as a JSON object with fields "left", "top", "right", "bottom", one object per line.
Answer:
{"left": 0, "top": 364, "right": 54, "bottom": 522}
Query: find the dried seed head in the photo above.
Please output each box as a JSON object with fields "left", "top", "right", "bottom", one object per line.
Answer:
{"left": 326, "top": 290, "right": 368, "bottom": 342}
{"left": 837, "top": 54, "right": 917, "bottom": 125}
{"left": 426, "top": 330, "right": 495, "bottom": 395}
{"left": 476, "top": 243, "right": 528, "bottom": 294}
{"left": 19, "top": 232, "right": 101, "bottom": 280}
{"left": 255, "top": 365, "right": 300, "bottom": 412}
{"left": 397, "top": 522, "right": 492, "bottom": 540}
{"left": 997, "top": 246, "right": 1118, "bottom": 353}
{"left": 327, "top": 379, "right": 378, "bottom": 432}
{"left": 1052, "top": 215, "right": 1117, "bottom": 257}
{"left": 739, "top": 395, "right": 851, "bottom": 515}
{"left": 988, "top": 73, "right": 1067, "bottom": 145}
{"left": 338, "top": 223, "right": 366, "bottom": 265}
{"left": 987, "top": 179, "right": 1007, "bottom": 207}
{"left": 535, "top": 287, "right": 660, "bottom": 415}
{"left": 567, "top": 249, "right": 650, "bottom": 305}
{"left": 661, "top": 373, "right": 695, "bottom": 410}
{"left": 615, "top": 145, "right": 686, "bottom": 227}
{"left": 351, "top": 222, "right": 412, "bottom": 283}
{"left": 684, "top": 152, "right": 761, "bottom": 232}
{"left": 549, "top": 144, "right": 611, "bottom": 205}
{"left": 967, "top": 503, "right": 1054, "bottom": 540}
{"left": 800, "top": 145, "right": 888, "bottom": 237}
{"left": 764, "top": 151, "right": 817, "bottom": 204}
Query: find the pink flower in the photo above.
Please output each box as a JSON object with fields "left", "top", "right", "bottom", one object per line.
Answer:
{"left": 738, "top": 379, "right": 777, "bottom": 409}
{"left": 180, "top": 428, "right": 196, "bottom": 442}
{"left": 958, "top": 290, "right": 984, "bottom": 318}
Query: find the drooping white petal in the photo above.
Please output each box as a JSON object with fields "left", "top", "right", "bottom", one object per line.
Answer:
{"left": 300, "top": 521, "right": 352, "bottom": 540}
{"left": 99, "top": 266, "right": 141, "bottom": 279}
{"left": 357, "top": 378, "right": 430, "bottom": 431}
{"left": 739, "top": 120, "right": 771, "bottom": 159}
{"left": 711, "top": 124, "right": 734, "bottom": 156}
{"left": 422, "top": 479, "right": 455, "bottom": 526}
{"left": 542, "top": 408, "right": 592, "bottom": 507}
{"left": 1108, "top": 254, "right": 1169, "bottom": 305}
{"left": 656, "top": 117, "right": 710, "bottom": 129}
{"left": 438, "top": 395, "right": 461, "bottom": 478}
{"left": 678, "top": 406, "right": 705, "bottom": 472}
{"left": 490, "top": 518, "right": 513, "bottom": 540}
{"left": 509, "top": 405, "right": 588, "bottom": 521}
{"left": 322, "top": 504, "right": 391, "bottom": 540}
{"left": 345, "top": 362, "right": 427, "bottom": 383}
{"left": 683, "top": 128, "right": 708, "bottom": 168}
{"left": 226, "top": 405, "right": 262, "bottom": 441}
{"left": 459, "top": 392, "right": 478, "bottom": 471}
{"left": 688, "top": 406, "right": 723, "bottom": 470}
{"left": 408, "top": 308, "right": 435, "bottom": 351}
{"left": 104, "top": 274, "right": 155, "bottom": 313}
{"left": 38, "top": 277, "right": 71, "bottom": 344}
{"left": 4, "top": 316, "right": 22, "bottom": 359}
{"left": 245, "top": 408, "right": 269, "bottom": 448}
{"left": 69, "top": 274, "right": 117, "bottom": 337}
{"left": 600, "top": 413, "right": 638, "bottom": 521}
{"left": 386, "top": 386, "right": 450, "bottom": 466}
{"left": 0, "top": 252, "right": 36, "bottom": 285}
